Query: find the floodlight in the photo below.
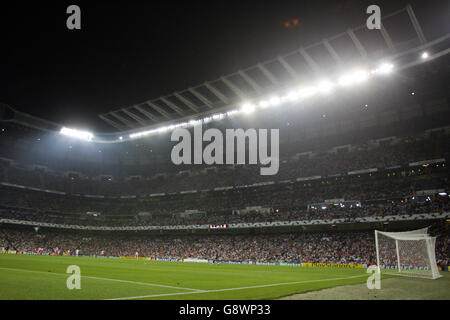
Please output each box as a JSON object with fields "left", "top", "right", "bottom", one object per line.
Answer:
{"left": 269, "top": 96, "right": 281, "bottom": 106}
{"left": 353, "top": 70, "right": 369, "bottom": 82}
{"left": 317, "top": 81, "right": 333, "bottom": 93}
{"left": 241, "top": 103, "right": 256, "bottom": 114}
{"left": 285, "top": 90, "right": 300, "bottom": 101}
{"left": 130, "top": 131, "right": 145, "bottom": 139}
{"left": 421, "top": 51, "right": 429, "bottom": 59}
{"left": 298, "top": 86, "right": 317, "bottom": 98}
{"left": 60, "top": 127, "right": 93, "bottom": 141}
{"left": 259, "top": 100, "right": 270, "bottom": 108}
{"left": 227, "top": 110, "right": 239, "bottom": 116}
{"left": 338, "top": 70, "right": 368, "bottom": 86}
{"left": 338, "top": 75, "right": 351, "bottom": 86}
{"left": 373, "top": 63, "right": 393, "bottom": 75}
{"left": 203, "top": 116, "right": 213, "bottom": 123}
{"left": 212, "top": 113, "right": 225, "bottom": 120}
{"left": 190, "top": 119, "right": 202, "bottom": 126}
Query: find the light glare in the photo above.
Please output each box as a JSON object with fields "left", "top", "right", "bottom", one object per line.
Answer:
{"left": 338, "top": 70, "right": 368, "bottom": 86}
{"left": 374, "top": 63, "right": 393, "bottom": 74}
{"left": 259, "top": 100, "right": 270, "bottom": 108}
{"left": 317, "top": 81, "right": 333, "bottom": 93}
{"left": 298, "top": 86, "right": 317, "bottom": 98}
{"left": 269, "top": 96, "right": 281, "bottom": 106}
{"left": 285, "top": 91, "right": 300, "bottom": 101}
{"left": 241, "top": 103, "right": 256, "bottom": 114}
{"left": 60, "top": 127, "right": 93, "bottom": 141}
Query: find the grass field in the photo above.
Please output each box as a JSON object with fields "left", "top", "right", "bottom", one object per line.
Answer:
{"left": 0, "top": 254, "right": 448, "bottom": 300}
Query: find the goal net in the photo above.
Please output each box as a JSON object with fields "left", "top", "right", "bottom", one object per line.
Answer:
{"left": 375, "top": 227, "right": 441, "bottom": 279}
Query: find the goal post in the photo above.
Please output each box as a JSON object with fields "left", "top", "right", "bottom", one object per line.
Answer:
{"left": 374, "top": 227, "right": 442, "bottom": 279}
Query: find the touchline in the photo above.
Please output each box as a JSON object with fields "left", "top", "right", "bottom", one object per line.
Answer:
{"left": 170, "top": 124, "right": 279, "bottom": 176}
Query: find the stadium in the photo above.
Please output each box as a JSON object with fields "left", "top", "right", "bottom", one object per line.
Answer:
{"left": 0, "top": 1, "right": 449, "bottom": 305}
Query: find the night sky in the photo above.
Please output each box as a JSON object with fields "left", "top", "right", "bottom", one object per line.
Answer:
{"left": 0, "top": 0, "right": 447, "bottom": 132}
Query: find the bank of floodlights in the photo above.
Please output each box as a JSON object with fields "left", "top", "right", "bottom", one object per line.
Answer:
{"left": 60, "top": 127, "right": 93, "bottom": 141}
{"left": 128, "top": 62, "right": 395, "bottom": 140}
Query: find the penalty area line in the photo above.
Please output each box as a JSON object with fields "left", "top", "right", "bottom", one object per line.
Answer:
{"left": 106, "top": 274, "right": 368, "bottom": 300}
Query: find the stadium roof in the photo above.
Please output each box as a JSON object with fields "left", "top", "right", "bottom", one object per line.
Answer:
{"left": 1, "top": 4, "right": 449, "bottom": 144}
{"left": 97, "top": 5, "right": 448, "bottom": 130}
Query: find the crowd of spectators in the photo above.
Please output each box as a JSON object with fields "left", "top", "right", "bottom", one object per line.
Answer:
{"left": 1, "top": 134, "right": 448, "bottom": 196}
{"left": 0, "top": 177, "right": 448, "bottom": 227}
{"left": 1, "top": 176, "right": 419, "bottom": 216}
{"left": 0, "top": 227, "right": 448, "bottom": 268}
{"left": 0, "top": 197, "right": 448, "bottom": 227}
{"left": 0, "top": 129, "right": 447, "bottom": 228}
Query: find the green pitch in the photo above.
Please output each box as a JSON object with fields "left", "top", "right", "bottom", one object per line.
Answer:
{"left": 0, "top": 254, "right": 448, "bottom": 300}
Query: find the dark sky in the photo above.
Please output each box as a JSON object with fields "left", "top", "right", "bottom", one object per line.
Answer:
{"left": 0, "top": 0, "right": 448, "bottom": 132}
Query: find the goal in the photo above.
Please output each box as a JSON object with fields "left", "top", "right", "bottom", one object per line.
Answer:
{"left": 375, "top": 227, "right": 441, "bottom": 279}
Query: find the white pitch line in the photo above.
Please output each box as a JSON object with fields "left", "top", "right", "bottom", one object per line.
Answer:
{"left": 106, "top": 274, "right": 368, "bottom": 300}
{"left": 0, "top": 266, "right": 203, "bottom": 292}
{"left": 382, "top": 272, "right": 438, "bottom": 279}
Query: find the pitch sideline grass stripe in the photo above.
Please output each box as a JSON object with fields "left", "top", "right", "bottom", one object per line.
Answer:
{"left": 0, "top": 266, "right": 203, "bottom": 292}
{"left": 106, "top": 274, "right": 368, "bottom": 300}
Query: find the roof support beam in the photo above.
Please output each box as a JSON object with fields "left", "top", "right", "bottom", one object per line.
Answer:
{"left": 299, "top": 48, "right": 321, "bottom": 75}
{"left": 346, "top": 29, "right": 368, "bottom": 59}
{"left": 108, "top": 112, "right": 137, "bottom": 128}
{"left": 98, "top": 114, "right": 125, "bottom": 130}
{"left": 406, "top": 4, "right": 427, "bottom": 44}
{"left": 122, "top": 109, "right": 149, "bottom": 126}
{"left": 238, "top": 70, "right": 263, "bottom": 94}
{"left": 160, "top": 97, "right": 185, "bottom": 116}
{"left": 146, "top": 101, "right": 172, "bottom": 120}
{"left": 277, "top": 56, "right": 298, "bottom": 79}
{"left": 204, "top": 82, "right": 229, "bottom": 104}
{"left": 174, "top": 92, "right": 199, "bottom": 112}
{"left": 133, "top": 105, "right": 159, "bottom": 122}
{"left": 380, "top": 23, "right": 394, "bottom": 50}
{"left": 220, "top": 76, "right": 248, "bottom": 100}
{"left": 322, "top": 39, "right": 343, "bottom": 65}
{"left": 257, "top": 63, "right": 279, "bottom": 85}
{"left": 188, "top": 88, "right": 214, "bottom": 109}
